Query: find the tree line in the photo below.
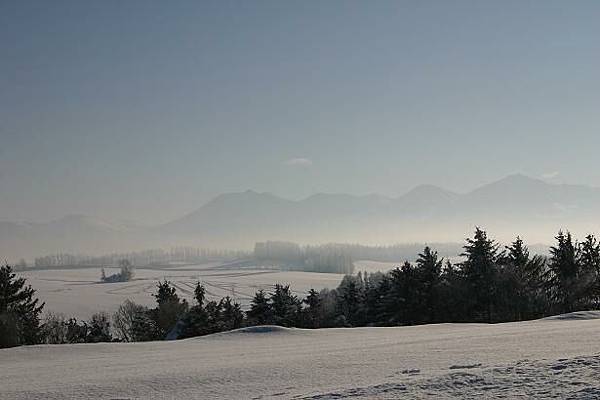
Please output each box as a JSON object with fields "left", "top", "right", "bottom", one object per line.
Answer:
{"left": 3, "top": 228, "right": 600, "bottom": 348}
{"left": 31, "top": 247, "right": 250, "bottom": 269}
{"left": 254, "top": 241, "right": 355, "bottom": 274}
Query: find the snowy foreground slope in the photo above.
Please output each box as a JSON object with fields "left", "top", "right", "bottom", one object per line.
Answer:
{"left": 3, "top": 313, "right": 600, "bottom": 399}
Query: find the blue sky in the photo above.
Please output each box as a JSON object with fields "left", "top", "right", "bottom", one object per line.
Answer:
{"left": 1, "top": 0, "right": 599, "bottom": 224}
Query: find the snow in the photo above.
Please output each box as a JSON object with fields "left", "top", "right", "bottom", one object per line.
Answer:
{"left": 541, "top": 310, "right": 600, "bottom": 320}
{"left": 3, "top": 314, "right": 600, "bottom": 399}
{"left": 353, "top": 260, "right": 398, "bottom": 274}
{"left": 20, "top": 261, "right": 419, "bottom": 319}
{"left": 19, "top": 263, "right": 344, "bottom": 319}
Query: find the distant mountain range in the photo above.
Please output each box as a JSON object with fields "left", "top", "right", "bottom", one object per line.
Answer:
{"left": 3, "top": 174, "right": 600, "bottom": 261}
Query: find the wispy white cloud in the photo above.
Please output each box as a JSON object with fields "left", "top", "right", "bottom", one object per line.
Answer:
{"left": 541, "top": 171, "right": 560, "bottom": 179}
{"left": 284, "top": 157, "right": 313, "bottom": 167}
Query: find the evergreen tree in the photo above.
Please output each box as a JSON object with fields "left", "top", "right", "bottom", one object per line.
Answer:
{"left": 153, "top": 280, "right": 179, "bottom": 305}
{"left": 204, "top": 300, "right": 223, "bottom": 333}
{"left": 179, "top": 304, "right": 209, "bottom": 338}
{"left": 194, "top": 281, "right": 206, "bottom": 307}
{"left": 579, "top": 235, "right": 600, "bottom": 273}
{"left": 400, "top": 261, "right": 422, "bottom": 324}
{"left": 151, "top": 280, "right": 188, "bottom": 338}
{"left": 179, "top": 281, "right": 211, "bottom": 338}
{"left": 372, "top": 274, "right": 393, "bottom": 325}
{"left": 0, "top": 264, "right": 45, "bottom": 348}
{"left": 270, "top": 284, "right": 301, "bottom": 327}
{"left": 415, "top": 246, "right": 443, "bottom": 322}
{"left": 220, "top": 296, "right": 244, "bottom": 330}
{"left": 437, "top": 260, "right": 465, "bottom": 321}
{"left": 317, "top": 288, "right": 343, "bottom": 328}
{"left": 459, "top": 228, "right": 501, "bottom": 322}
{"left": 578, "top": 234, "right": 600, "bottom": 306}
{"left": 302, "top": 288, "right": 323, "bottom": 328}
{"left": 500, "top": 237, "right": 547, "bottom": 320}
{"left": 247, "top": 289, "right": 272, "bottom": 325}
{"left": 337, "top": 276, "right": 364, "bottom": 326}
{"left": 506, "top": 237, "right": 529, "bottom": 267}
{"left": 383, "top": 262, "right": 421, "bottom": 325}
{"left": 547, "top": 231, "right": 581, "bottom": 313}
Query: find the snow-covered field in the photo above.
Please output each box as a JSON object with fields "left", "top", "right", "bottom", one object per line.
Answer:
{"left": 19, "top": 262, "right": 345, "bottom": 318}
{"left": 14, "top": 261, "right": 600, "bottom": 399}
{"left": 353, "top": 260, "right": 399, "bottom": 274}
{"left": 3, "top": 312, "right": 600, "bottom": 399}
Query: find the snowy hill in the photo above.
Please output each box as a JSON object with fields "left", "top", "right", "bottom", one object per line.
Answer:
{"left": 2, "top": 314, "right": 600, "bottom": 399}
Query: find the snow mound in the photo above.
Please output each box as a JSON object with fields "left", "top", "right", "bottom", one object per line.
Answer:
{"left": 200, "top": 325, "right": 307, "bottom": 339}
{"left": 541, "top": 310, "right": 600, "bottom": 321}
{"left": 230, "top": 325, "right": 293, "bottom": 334}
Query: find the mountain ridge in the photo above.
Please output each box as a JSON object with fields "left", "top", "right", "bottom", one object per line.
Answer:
{"left": 3, "top": 175, "right": 600, "bottom": 260}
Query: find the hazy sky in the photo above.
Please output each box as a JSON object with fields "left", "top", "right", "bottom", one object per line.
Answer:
{"left": 1, "top": 1, "right": 599, "bottom": 224}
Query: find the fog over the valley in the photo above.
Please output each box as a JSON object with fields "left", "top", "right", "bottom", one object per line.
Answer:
{"left": 3, "top": 174, "right": 600, "bottom": 261}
